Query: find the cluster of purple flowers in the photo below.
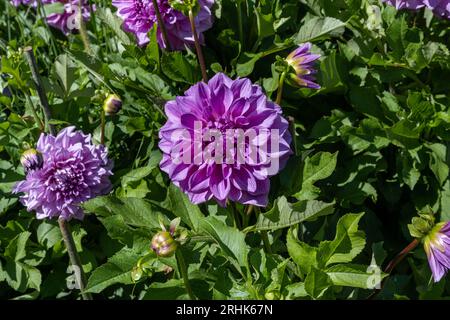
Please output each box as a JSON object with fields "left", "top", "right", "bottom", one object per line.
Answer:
{"left": 11, "top": 0, "right": 93, "bottom": 34}
{"left": 383, "top": 0, "right": 450, "bottom": 19}
{"left": 112, "top": 0, "right": 214, "bottom": 49}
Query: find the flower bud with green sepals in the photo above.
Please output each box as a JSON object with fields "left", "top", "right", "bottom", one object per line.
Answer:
{"left": 169, "top": 0, "right": 199, "bottom": 16}
{"left": 20, "top": 148, "right": 43, "bottom": 173}
{"left": 103, "top": 94, "right": 122, "bottom": 116}
{"left": 151, "top": 231, "right": 178, "bottom": 257}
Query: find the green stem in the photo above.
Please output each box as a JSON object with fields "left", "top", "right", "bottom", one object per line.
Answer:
{"left": 23, "top": 47, "right": 56, "bottom": 136}
{"left": 151, "top": 0, "right": 171, "bottom": 51}
{"left": 188, "top": 9, "right": 208, "bottom": 82}
{"left": 100, "top": 110, "right": 105, "bottom": 145}
{"left": 6, "top": 0, "right": 11, "bottom": 42}
{"left": 276, "top": 71, "right": 287, "bottom": 105}
{"left": 255, "top": 207, "right": 272, "bottom": 254}
{"left": 58, "top": 218, "right": 92, "bottom": 300}
{"left": 261, "top": 44, "right": 293, "bottom": 58}
{"left": 230, "top": 202, "right": 242, "bottom": 229}
{"left": 78, "top": 0, "right": 92, "bottom": 55}
{"left": 237, "top": 1, "right": 244, "bottom": 48}
{"left": 36, "top": 0, "right": 58, "bottom": 57}
{"left": 24, "top": 89, "right": 45, "bottom": 131}
{"left": 287, "top": 116, "right": 297, "bottom": 156}
{"left": 176, "top": 250, "right": 195, "bottom": 300}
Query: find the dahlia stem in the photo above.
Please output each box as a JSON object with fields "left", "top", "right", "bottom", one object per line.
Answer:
{"left": 255, "top": 207, "right": 272, "bottom": 254}
{"left": 176, "top": 250, "right": 195, "bottom": 300}
{"left": 151, "top": 0, "right": 172, "bottom": 51}
{"left": 369, "top": 238, "right": 419, "bottom": 299}
{"left": 58, "top": 218, "right": 92, "bottom": 300}
{"left": 24, "top": 89, "right": 45, "bottom": 132}
{"left": 384, "top": 239, "right": 420, "bottom": 274}
{"left": 100, "top": 110, "right": 105, "bottom": 145}
{"left": 275, "top": 71, "right": 287, "bottom": 105}
{"left": 236, "top": 1, "right": 244, "bottom": 47}
{"left": 287, "top": 116, "right": 297, "bottom": 156}
{"left": 188, "top": 8, "right": 208, "bottom": 82}
{"left": 78, "top": 0, "right": 93, "bottom": 55}
{"left": 23, "top": 47, "right": 56, "bottom": 136}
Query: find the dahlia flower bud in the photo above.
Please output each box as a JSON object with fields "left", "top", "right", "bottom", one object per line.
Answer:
{"left": 151, "top": 231, "right": 178, "bottom": 257}
{"left": 20, "top": 148, "right": 43, "bottom": 173}
{"left": 423, "top": 221, "right": 450, "bottom": 282}
{"left": 285, "top": 43, "right": 321, "bottom": 89}
{"left": 103, "top": 94, "right": 122, "bottom": 116}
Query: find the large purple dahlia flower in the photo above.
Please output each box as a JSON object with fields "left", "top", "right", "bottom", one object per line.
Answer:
{"left": 13, "top": 126, "right": 113, "bottom": 221}
{"left": 286, "top": 43, "right": 321, "bottom": 89}
{"left": 158, "top": 73, "right": 292, "bottom": 207}
{"left": 424, "top": 221, "right": 450, "bottom": 282}
{"left": 11, "top": 0, "right": 94, "bottom": 35}
{"left": 112, "top": 0, "right": 214, "bottom": 49}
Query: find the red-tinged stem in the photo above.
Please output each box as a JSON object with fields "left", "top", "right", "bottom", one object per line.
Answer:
{"left": 151, "top": 0, "right": 172, "bottom": 51}
{"left": 369, "top": 239, "right": 419, "bottom": 299}
{"left": 188, "top": 9, "right": 208, "bottom": 82}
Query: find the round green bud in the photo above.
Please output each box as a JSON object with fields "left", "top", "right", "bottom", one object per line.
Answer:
{"left": 151, "top": 231, "right": 178, "bottom": 257}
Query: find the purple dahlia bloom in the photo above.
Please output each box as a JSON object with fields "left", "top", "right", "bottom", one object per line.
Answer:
{"left": 424, "top": 0, "right": 450, "bottom": 18}
{"left": 112, "top": 0, "right": 214, "bottom": 49}
{"left": 286, "top": 43, "right": 321, "bottom": 89}
{"left": 158, "top": 73, "right": 292, "bottom": 207}
{"left": 383, "top": 0, "right": 450, "bottom": 19}
{"left": 11, "top": 0, "right": 94, "bottom": 35}
{"left": 13, "top": 126, "right": 113, "bottom": 221}
{"left": 424, "top": 221, "right": 450, "bottom": 282}
{"left": 382, "top": 0, "right": 425, "bottom": 10}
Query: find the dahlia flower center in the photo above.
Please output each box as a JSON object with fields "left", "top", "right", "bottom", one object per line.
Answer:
{"left": 48, "top": 162, "right": 86, "bottom": 197}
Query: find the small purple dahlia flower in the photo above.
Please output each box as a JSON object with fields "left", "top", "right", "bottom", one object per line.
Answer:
{"left": 112, "top": 0, "right": 214, "bottom": 49}
{"left": 286, "top": 43, "right": 321, "bottom": 89}
{"left": 11, "top": 0, "right": 94, "bottom": 35}
{"left": 424, "top": 221, "right": 450, "bottom": 282}
{"left": 158, "top": 73, "right": 292, "bottom": 207}
{"left": 13, "top": 126, "right": 113, "bottom": 221}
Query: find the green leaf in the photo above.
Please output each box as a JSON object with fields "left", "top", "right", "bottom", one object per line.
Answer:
{"left": 85, "top": 247, "right": 143, "bottom": 293}
{"left": 325, "top": 264, "right": 387, "bottom": 289}
{"left": 296, "top": 17, "right": 346, "bottom": 43}
{"left": 5, "top": 232, "right": 31, "bottom": 262}
{"left": 168, "top": 184, "right": 204, "bottom": 232}
{"left": 161, "top": 52, "right": 201, "bottom": 84}
{"left": 252, "top": 197, "right": 335, "bottom": 232}
{"left": 318, "top": 213, "right": 366, "bottom": 267}
{"left": 236, "top": 52, "right": 264, "bottom": 77}
{"left": 287, "top": 227, "right": 317, "bottom": 275}
{"left": 36, "top": 222, "right": 62, "bottom": 249}
{"left": 96, "top": 8, "right": 133, "bottom": 45}
{"left": 427, "top": 143, "right": 449, "bottom": 186}
{"left": 304, "top": 268, "right": 332, "bottom": 299}
{"left": 82, "top": 196, "right": 163, "bottom": 229}
{"left": 199, "top": 216, "right": 249, "bottom": 271}
{"left": 294, "top": 151, "right": 338, "bottom": 200}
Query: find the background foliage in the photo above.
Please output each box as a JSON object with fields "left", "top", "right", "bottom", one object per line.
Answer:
{"left": 0, "top": 0, "right": 449, "bottom": 299}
